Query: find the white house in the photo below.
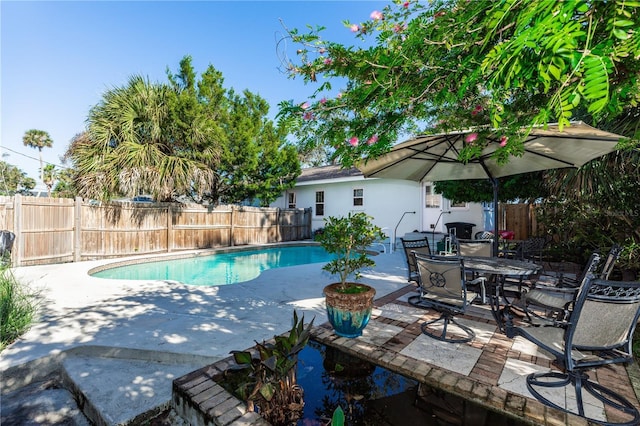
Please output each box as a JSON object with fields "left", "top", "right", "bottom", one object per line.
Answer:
{"left": 270, "top": 165, "right": 487, "bottom": 249}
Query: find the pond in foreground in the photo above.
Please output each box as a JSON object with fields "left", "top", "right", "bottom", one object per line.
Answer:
{"left": 224, "top": 340, "right": 529, "bottom": 426}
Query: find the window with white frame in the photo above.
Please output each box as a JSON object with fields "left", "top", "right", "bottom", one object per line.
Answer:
{"left": 287, "top": 192, "right": 296, "bottom": 208}
{"left": 424, "top": 184, "right": 440, "bottom": 208}
{"left": 353, "top": 188, "right": 363, "bottom": 206}
{"left": 315, "top": 191, "right": 325, "bottom": 216}
{"left": 450, "top": 200, "right": 468, "bottom": 209}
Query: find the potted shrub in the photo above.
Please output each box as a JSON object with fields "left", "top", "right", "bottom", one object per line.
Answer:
{"left": 315, "top": 212, "right": 385, "bottom": 338}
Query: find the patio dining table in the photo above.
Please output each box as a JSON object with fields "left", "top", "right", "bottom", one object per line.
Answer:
{"left": 462, "top": 256, "right": 542, "bottom": 332}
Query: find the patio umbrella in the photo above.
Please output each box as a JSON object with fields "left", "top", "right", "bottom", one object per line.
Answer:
{"left": 358, "top": 121, "right": 624, "bottom": 255}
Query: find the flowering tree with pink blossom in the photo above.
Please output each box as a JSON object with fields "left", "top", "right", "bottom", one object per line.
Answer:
{"left": 277, "top": 0, "right": 640, "bottom": 167}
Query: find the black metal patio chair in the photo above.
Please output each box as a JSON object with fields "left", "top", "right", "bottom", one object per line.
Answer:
{"left": 455, "top": 238, "right": 494, "bottom": 303}
{"left": 455, "top": 238, "right": 494, "bottom": 258}
{"left": 408, "top": 253, "right": 484, "bottom": 343}
{"left": 514, "top": 236, "right": 548, "bottom": 262}
{"left": 505, "top": 275, "right": 640, "bottom": 426}
{"left": 400, "top": 237, "right": 431, "bottom": 284}
{"left": 521, "top": 245, "right": 623, "bottom": 323}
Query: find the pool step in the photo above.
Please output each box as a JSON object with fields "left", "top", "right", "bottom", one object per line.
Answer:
{"left": 1, "top": 347, "right": 219, "bottom": 426}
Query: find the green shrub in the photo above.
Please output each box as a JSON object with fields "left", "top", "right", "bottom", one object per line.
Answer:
{"left": 0, "top": 267, "right": 37, "bottom": 351}
{"left": 314, "top": 212, "right": 385, "bottom": 291}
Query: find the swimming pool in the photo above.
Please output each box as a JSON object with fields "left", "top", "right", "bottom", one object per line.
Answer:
{"left": 91, "top": 245, "right": 334, "bottom": 286}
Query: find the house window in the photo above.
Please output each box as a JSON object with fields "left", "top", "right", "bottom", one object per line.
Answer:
{"left": 451, "top": 201, "right": 468, "bottom": 209}
{"left": 315, "top": 191, "right": 325, "bottom": 216}
{"left": 425, "top": 185, "right": 440, "bottom": 208}
{"left": 353, "top": 188, "right": 363, "bottom": 206}
{"left": 287, "top": 192, "right": 296, "bottom": 208}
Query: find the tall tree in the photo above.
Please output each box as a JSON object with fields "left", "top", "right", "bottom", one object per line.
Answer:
{"left": 219, "top": 90, "right": 300, "bottom": 205}
{"left": 167, "top": 56, "right": 300, "bottom": 205}
{"left": 0, "top": 161, "right": 36, "bottom": 195}
{"left": 277, "top": 0, "right": 640, "bottom": 167}
{"left": 68, "top": 75, "right": 218, "bottom": 201}
{"left": 51, "top": 166, "right": 77, "bottom": 199}
{"left": 69, "top": 56, "right": 300, "bottom": 204}
{"left": 22, "top": 129, "right": 53, "bottom": 182}
{"left": 42, "top": 164, "right": 57, "bottom": 197}
{"left": 166, "top": 56, "right": 227, "bottom": 203}
{"left": 434, "top": 172, "right": 548, "bottom": 204}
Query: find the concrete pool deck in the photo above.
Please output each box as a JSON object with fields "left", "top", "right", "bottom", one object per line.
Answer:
{"left": 1, "top": 244, "right": 640, "bottom": 425}
{"left": 0, "top": 244, "right": 407, "bottom": 424}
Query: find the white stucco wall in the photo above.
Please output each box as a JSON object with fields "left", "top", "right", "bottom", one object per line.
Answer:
{"left": 271, "top": 170, "right": 487, "bottom": 242}
{"left": 440, "top": 201, "right": 487, "bottom": 237}
{"left": 272, "top": 176, "right": 422, "bottom": 238}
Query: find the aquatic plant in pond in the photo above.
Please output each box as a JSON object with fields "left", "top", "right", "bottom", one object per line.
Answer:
{"left": 219, "top": 338, "right": 531, "bottom": 425}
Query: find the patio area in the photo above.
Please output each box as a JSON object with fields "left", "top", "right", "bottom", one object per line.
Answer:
{"left": 174, "top": 282, "right": 640, "bottom": 426}
{"left": 2, "top": 246, "right": 640, "bottom": 425}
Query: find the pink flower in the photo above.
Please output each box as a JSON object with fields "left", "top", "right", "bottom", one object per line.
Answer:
{"left": 320, "top": 97, "right": 327, "bottom": 105}
{"left": 370, "top": 10, "right": 383, "bottom": 21}
{"left": 464, "top": 133, "right": 478, "bottom": 144}
{"left": 500, "top": 135, "right": 508, "bottom": 147}
{"left": 350, "top": 24, "right": 360, "bottom": 32}
{"left": 393, "top": 24, "right": 405, "bottom": 33}
{"left": 323, "top": 58, "right": 333, "bottom": 65}
{"left": 318, "top": 48, "right": 326, "bottom": 54}
{"left": 301, "top": 102, "right": 310, "bottom": 110}
{"left": 349, "top": 137, "right": 359, "bottom": 147}
{"left": 303, "top": 112, "right": 314, "bottom": 121}
{"left": 403, "top": 2, "right": 410, "bottom": 8}
{"left": 337, "top": 92, "right": 343, "bottom": 99}
{"left": 367, "top": 135, "right": 379, "bottom": 145}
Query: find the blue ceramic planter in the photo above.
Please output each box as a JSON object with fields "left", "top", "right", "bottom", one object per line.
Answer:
{"left": 324, "top": 283, "right": 376, "bottom": 338}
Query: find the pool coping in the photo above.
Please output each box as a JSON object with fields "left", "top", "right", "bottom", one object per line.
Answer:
{"left": 87, "top": 241, "right": 321, "bottom": 275}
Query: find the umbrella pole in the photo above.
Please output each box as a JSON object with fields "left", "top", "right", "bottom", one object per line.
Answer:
{"left": 492, "top": 178, "right": 499, "bottom": 257}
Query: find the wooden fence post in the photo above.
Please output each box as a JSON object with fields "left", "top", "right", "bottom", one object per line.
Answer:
{"left": 74, "top": 197, "right": 82, "bottom": 262}
{"left": 276, "top": 208, "right": 281, "bottom": 242}
{"left": 13, "top": 194, "right": 22, "bottom": 267}
{"left": 167, "top": 204, "right": 173, "bottom": 253}
{"left": 230, "top": 206, "right": 235, "bottom": 247}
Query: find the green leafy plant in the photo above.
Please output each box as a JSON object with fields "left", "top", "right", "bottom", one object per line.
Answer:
{"left": 619, "top": 239, "right": 640, "bottom": 280}
{"left": 225, "top": 310, "right": 314, "bottom": 425}
{"left": 1, "top": 267, "right": 37, "bottom": 352}
{"left": 331, "top": 406, "right": 345, "bottom": 425}
{"left": 277, "top": 1, "right": 639, "bottom": 168}
{"left": 314, "top": 212, "right": 385, "bottom": 291}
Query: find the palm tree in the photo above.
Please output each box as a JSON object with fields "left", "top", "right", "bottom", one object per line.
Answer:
{"left": 42, "top": 164, "right": 57, "bottom": 197}
{"left": 67, "top": 75, "right": 219, "bottom": 201}
{"left": 22, "top": 129, "right": 53, "bottom": 183}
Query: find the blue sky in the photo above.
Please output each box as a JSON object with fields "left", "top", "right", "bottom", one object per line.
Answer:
{"left": 1, "top": 0, "right": 388, "bottom": 188}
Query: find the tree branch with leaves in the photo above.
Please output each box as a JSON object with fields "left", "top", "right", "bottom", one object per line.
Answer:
{"left": 277, "top": 0, "right": 639, "bottom": 167}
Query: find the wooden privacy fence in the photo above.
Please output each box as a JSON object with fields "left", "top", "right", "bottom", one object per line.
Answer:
{"left": 498, "top": 203, "right": 540, "bottom": 240}
{"left": 0, "top": 195, "right": 312, "bottom": 267}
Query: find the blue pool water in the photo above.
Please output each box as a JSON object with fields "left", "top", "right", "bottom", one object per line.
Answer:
{"left": 91, "top": 245, "right": 333, "bottom": 286}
